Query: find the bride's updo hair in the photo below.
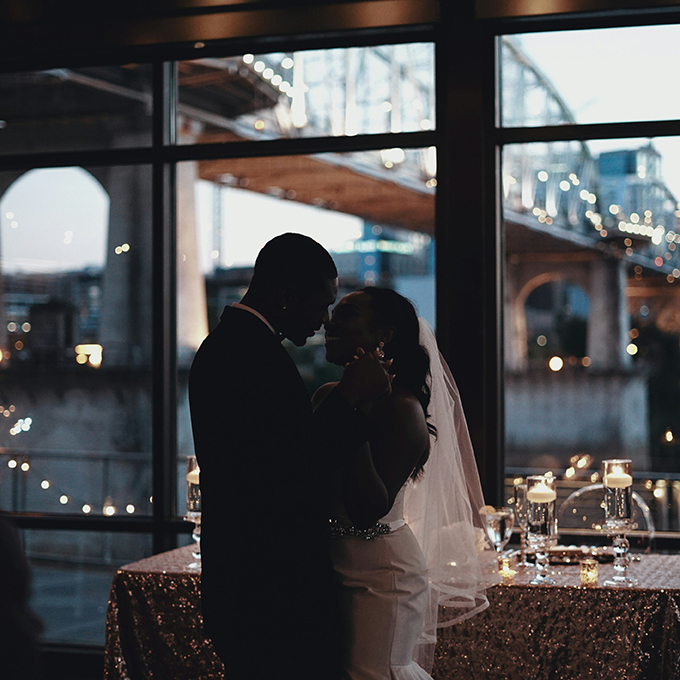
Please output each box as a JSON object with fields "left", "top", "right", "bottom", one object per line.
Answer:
{"left": 358, "top": 287, "right": 435, "bottom": 478}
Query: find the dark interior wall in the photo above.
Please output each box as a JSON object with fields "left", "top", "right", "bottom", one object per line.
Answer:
{"left": 0, "top": 0, "right": 439, "bottom": 70}
{"left": 477, "top": 0, "right": 680, "bottom": 19}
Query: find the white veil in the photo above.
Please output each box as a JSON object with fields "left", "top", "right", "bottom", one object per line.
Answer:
{"left": 404, "top": 319, "right": 490, "bottom": 672}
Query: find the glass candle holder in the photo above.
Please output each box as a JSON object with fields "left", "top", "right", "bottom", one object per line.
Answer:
{"left": 580, "top": 558, "right": 598, "bottom": 587}
{"left": 602, "top": 459, "right": 635, "bottom": 586}
{"left": 482, "top": 507, "right": 515, "bottom": 570}
{"left": 513, "top": 482, "right": 531, "bottom": 568}
{"left": 185, "top": 455, "right": 201, "bottom": 564}
{"left": 526, "top": 474, "right": 557, "bottom": 585}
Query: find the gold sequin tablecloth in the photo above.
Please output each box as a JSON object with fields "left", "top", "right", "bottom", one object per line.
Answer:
{"left": 433, "top": 554, "right": 680, "bottom": 680}
{"left": 104, "top": 546, "right": 224, "bottom": 680}
{"left": 104, "top": 547, "right": 680, "bottom": 680}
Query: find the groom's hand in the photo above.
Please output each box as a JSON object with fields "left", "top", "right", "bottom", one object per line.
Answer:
{"left": 336, "top": 347, "right": 393, "bottom": 407}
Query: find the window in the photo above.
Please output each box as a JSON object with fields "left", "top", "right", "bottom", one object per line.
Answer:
{"left": 500, "top": 26, "right": 680, "bottom": 536}
{"left": 177, "top": 44, "right": 435, "bottom": 144}
{"left": 1, "top": 38, "right": 436, "bottom": 648}
{"left": 0, "top": 166, "right": 153, "bottom": 520}
{"left": 0, "top": 65, "right": 153, "bottom": 155}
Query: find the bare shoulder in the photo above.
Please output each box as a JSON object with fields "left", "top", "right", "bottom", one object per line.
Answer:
{"left": 369, "top": 387, "right": 430, "bottom": 489}
{"left": 387, "top": 386, "right": 426, "bottom": 417}
{"left": 375, "top": 387, "right": 429, "bottom": 440}
{"left": 311, "top": 381, "right": 339, "bottom": 410}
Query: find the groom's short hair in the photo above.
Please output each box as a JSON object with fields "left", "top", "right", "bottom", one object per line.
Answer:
{"left": 249, "top": 233, "right": 337, "bottom": 293}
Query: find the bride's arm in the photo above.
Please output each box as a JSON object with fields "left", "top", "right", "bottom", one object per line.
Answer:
{"left": 342, "top": 394, "right": 428, "bottom": 528}
{"left": 314, "top": 384, "right": 429, "bottom": 529}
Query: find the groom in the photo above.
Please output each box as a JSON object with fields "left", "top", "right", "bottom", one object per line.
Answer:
{"left": 189, "top": 233, "right": 390, "bottom": 679}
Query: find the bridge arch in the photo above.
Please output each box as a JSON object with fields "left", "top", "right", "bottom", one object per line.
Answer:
{"left": 0, "top": 167, "right": 109, "bottom": 273}
{"left": 506, "top": 257, "right": 631, "bottom": 371}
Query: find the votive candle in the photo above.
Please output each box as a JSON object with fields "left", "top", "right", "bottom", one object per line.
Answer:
{"left": 580, "top": 558, "right": 598, "bottom": 587}
{"left": 499, "top": 556, "right": 516, "bottom": 581}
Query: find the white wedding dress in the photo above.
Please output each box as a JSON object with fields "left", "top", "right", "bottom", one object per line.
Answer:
{"left": 330, "top": 486, "right": 433, "bottom": 680}
{"left": 328, "top": 319, "right": 489, "bottom": 680}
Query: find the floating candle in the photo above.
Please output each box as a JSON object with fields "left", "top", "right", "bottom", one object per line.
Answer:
{"left": 526, "top": 483, "right": 556, "bottom": 503}
{"left": 187, "top": 468, "right": 200, "bottom": 485}
{"left": 604, "top": 471, "right": 632, "bottom": 489}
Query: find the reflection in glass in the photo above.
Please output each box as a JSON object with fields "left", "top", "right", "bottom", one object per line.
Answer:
{"left": 176, "top": 150, "right": 436, "bottom": 502}
{"left": 0, "top": 65, "right": 153, "bottom": 155}
{"left": 177, "top": 43, "right": 435, "bottom": 144}
{"left": 0, "top": 166, "right": 153, "bottom": 516}
{"left": 25, "top": 530, "right": 152, "bottom": 644}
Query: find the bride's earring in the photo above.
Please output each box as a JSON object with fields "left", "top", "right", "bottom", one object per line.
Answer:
{"left": 377, "top": 341, "right": 385, "bottom": 360}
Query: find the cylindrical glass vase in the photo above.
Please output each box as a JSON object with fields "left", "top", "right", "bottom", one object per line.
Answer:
{"left": 526, "top": 474, "right": 557, "bottom": 585}
{"left": 602, "top": 459, "right": 635, "bottom": 586}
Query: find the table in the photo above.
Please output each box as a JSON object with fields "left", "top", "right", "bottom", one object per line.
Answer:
{"left": 104, "top": 546, "right": 223, "bottom": 680}
{"left": 104, "top": 546, "right": 680, "bottom": 680}
{"left": 434, "top": 554, "right": 680, "bottom": 680}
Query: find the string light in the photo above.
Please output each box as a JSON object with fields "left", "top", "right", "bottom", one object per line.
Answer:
{"left": 1, "top": 454, "right": 140, "bottom": 517}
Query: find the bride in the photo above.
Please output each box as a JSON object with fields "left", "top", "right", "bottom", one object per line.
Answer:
{"left": 313, "top": 287, "right": 489, "bottom": 680}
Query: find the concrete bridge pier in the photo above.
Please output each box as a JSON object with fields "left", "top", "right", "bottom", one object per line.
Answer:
{"left": 95, "top": 123, "right": 209, "bottom": 368}
{"left": 93, "top": 158, "right": 153, "bottom": 368}
{"left": 176, "top": 156, "right": 209, "bottom": 367}
{"left": 587, "top": 257, "right": 631, "bottom": 370}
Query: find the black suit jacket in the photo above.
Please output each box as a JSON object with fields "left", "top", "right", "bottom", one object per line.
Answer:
{"left": 189, "top": 306, "right": 366, "bottom": 678}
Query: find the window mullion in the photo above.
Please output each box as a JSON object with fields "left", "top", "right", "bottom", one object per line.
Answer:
{"left": 151, "top": 60, "right": 178, "bottom": 554}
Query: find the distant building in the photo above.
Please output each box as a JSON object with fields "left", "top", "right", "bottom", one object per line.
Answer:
{"left": 598, "top": 145, "right": 679, "bottom": 232}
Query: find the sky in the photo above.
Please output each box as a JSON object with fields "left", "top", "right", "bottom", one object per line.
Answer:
{"left": 194, "top": 181, "right": 362, "bottom": 272}
{"left": 3, "top": 24, "right": 680, "bottom": 274}
{"left": 515, "top": 24, "right": 680, "bottom": 197}
{"left": 0, "top": 169, "right": 362, "bottom": 274}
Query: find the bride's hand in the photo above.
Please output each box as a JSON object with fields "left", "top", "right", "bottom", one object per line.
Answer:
{"left": 337, "top": 347, "right": 393, "bottom": 407}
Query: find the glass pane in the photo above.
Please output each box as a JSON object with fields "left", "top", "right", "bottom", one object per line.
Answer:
{"left": 501, "top": 27, "right": 680, "bottom": 127}
{"left": 0, "top": 65, "right": 153, "bottom": 155}
{"left": 177, "top": 43, "right": 435, "bottom": 144}
{"left": 0, "top": 165, "right": 153, "bottom": 517}
{"left": 503, "top": 137, "right": 680, "bottom": 532}
{"left": 176, "top": 149, "right": 436, "bottom": 509}
{"left": 24, "top": 529, "right": 152, "bottom": 645}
